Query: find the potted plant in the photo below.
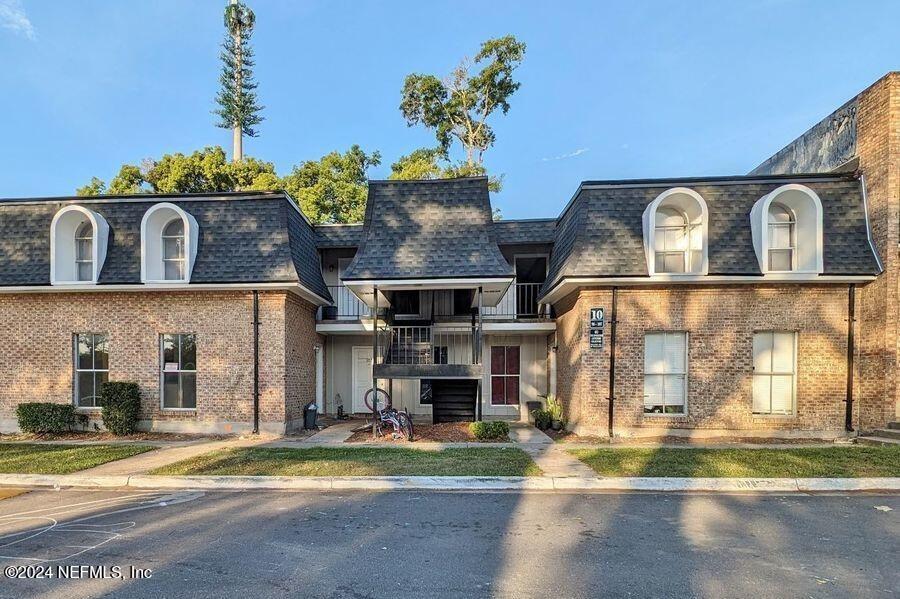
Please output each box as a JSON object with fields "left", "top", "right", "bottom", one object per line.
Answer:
{"left": 546, "top": 395, "right": 565, "bottom": 431}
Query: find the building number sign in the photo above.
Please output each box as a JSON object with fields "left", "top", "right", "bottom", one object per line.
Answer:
{"left": 589, "top": 307, "right": 604, "bottom": 349}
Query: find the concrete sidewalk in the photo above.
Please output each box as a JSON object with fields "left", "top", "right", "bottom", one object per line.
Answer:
{"left": 0, "top": 472, "right": 897, "bottom": 493}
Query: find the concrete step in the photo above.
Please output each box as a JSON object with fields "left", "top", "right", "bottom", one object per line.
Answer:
{"left": 887, "top": 421, "right": 900, "bottom": 430}
{"left": 857, "top": 435, "right": 900, "bottom": 447}
{"left": 870, "top": 428, "right": 900, "bottom": 440}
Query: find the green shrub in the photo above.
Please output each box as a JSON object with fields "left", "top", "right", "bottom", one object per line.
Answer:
{"left": 469, "top": 420, "right": 510, "bottom": 440}
{"left": 546, "top": 395, "right": 564, "bottom": 425}
{"left": 16, "top": 403, "right": 77, "bottom": 434}
{"left": 99, "top": 382, "right": 142, "bottom": 436}
{"left": 532, "top": 408, "right": 552, "bottom": 430}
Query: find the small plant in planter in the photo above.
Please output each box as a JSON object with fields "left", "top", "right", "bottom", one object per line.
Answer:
{"left": 531, "top": 408, "right": 552, "bottom": 431}
{"left": 546, "top": 395, "right": 565, "bottom": 431}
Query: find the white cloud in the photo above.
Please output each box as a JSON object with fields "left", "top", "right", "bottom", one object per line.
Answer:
{"left": 0, "top": 0, "right": 35, "bottom": 40}
{"left": 541, "top": 147, "right": 589, "bottom": 162}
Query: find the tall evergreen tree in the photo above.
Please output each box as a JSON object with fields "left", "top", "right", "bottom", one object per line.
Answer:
{"left": 214, "top": 0, "right": 264, "bottom": 162}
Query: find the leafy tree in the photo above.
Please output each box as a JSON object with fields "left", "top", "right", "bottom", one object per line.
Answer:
{"left": 400, "top": 36, "right": 526, "bottom": 167}
{"left": 389, "top": 146, "right": 503, "bottom": 192}
{"left": 214, "top": 0, "right": 264, "bottom": 162}
{"left": 282, "top": 145, "right": 381, "bottom": 224}
{"left": 77, "top": 147, "right": 278, "bottom": 196}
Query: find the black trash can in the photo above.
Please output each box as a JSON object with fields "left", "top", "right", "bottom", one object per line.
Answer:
{"left": 525, "top": 400, "right": 542, "bottom": 423}
{"left": 304, "top": 403, "right": 318, "bottom": 430}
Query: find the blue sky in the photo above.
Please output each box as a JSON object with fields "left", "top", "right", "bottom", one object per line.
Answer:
{"left": 1, "top": 1, "right": 897, "bottom": 219}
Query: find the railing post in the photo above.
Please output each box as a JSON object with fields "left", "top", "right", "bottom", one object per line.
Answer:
{"left": 371, "top": 286, "right": 378, "bottom": 437}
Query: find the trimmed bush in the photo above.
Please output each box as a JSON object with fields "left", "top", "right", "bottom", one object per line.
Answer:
{"left": 16, "top": 403, "right": 77, "bottom": 434}
{"left": 99, "top": 382, "right": 142, "bottom": 436}
{"left": 532, "top": 408, "right": 552, "bottom": 430}
{"left": 469, "top": 420, "right": 510, "bottom": 441}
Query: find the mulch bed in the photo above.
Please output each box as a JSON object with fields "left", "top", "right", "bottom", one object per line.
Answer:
{"left": 346, "top": 421, "right": 508, "bottom": 443}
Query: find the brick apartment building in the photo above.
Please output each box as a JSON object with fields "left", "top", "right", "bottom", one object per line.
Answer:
{"left": 0, "top": 72, "right": 897, "bottom": 438}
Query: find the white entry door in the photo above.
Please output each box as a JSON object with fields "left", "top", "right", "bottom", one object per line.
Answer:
{"left": 351, "top": 347, "right": 385, "bottom": 413}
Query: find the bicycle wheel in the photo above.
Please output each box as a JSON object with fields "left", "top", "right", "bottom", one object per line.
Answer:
{"left": 397, "top": 410, "right": 414, "bottom": 441}
{"left": 363, "top": 387, "right": 391, "bottom": 412}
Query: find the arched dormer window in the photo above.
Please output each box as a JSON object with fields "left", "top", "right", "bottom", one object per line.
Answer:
{"left": 642, "top": 188, "right": 709, "bottom": 276}
{"left": 751, "top": 184, "right": 823, "bottom": 275}
{"left": 141, "top": 203, "right": 198, "bottom": 283}
{"left": 50, "top": 205, "right": 109, "bottom": 285}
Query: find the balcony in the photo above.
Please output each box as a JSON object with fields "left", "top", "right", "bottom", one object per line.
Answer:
{"left": 481, "top": 282, "right": 545, "bottom": 319}
{"left": 318, "top": 285, "right": 371, "bottom": 320}
{"left": 375, "top": 325, "right": 482, "bottom": 379}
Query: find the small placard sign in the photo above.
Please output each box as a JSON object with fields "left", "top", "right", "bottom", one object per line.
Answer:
{"left": 589, "top": 307, "right": 604, "bottom": 348}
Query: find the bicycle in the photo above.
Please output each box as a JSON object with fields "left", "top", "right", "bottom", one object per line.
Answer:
{"left": 363, "top": 388, "right": 414, "bottom": 441}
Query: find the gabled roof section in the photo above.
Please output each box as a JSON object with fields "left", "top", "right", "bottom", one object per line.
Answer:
{"left": 492, "top": 218, "right": 557, "bottom": 245}
{"left": 341, "top": 177, "right": 513, "bottom": 281}
{"left": 314, "top": 223, "right": 364, "bottom": 248}
{"left": 542, "top": 173, "right": 881, "bottom": 298}
{"left": 0, "top": 191, "right": 331, "bottom": 302}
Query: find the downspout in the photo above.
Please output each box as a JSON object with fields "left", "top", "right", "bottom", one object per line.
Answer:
{"left": 607, "top": 287, "right": 618, "bottom": 439}
{"left": 844, "top": 284, "right": 856, "bottom": 433}
{"left": 252, "top": 290, "right": 260, "bottom": 434}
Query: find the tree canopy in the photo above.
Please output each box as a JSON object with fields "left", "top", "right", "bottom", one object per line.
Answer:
{"left": 76, "top": 145, "right": 380, "bottom": 224}
{"left": 399, "top": 36, "right": 526, "bottom": 167}
{"left": 388, "top": 146, "right": 502, "bottom": 192}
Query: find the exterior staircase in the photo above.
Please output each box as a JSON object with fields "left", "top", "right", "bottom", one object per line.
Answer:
{"left": 857, "top": 422, "right": 900, "bottom": 446}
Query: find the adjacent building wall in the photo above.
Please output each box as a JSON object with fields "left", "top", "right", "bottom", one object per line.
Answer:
{"left": 555, "top": 285, "right": 853, "bottom": 438}
{"left": 751, "top": 72, "right": 900, "bottom": 428}
{"left": 0, "top": 290, "right": 315, "bottom": 434}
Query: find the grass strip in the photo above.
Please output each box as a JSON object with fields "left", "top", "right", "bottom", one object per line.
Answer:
{"left": 0, "top": 443, "right": 154, "bottom": 474}
{"left": 151, "top": 446, "right": 542, "bottom": 477}
{"left": 570, "top": 446, "right": 900, "bottom": 478}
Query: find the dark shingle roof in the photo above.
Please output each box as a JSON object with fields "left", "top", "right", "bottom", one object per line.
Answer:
{"left": 0, "top": 192, "right": 330, "bottom": 301}
{"left": 314, "top": 223, "right": 364, "bottom": 248}
{"left": 492, "top": 218, "right": 557, "bottom": 245}
{"left": 543, "top": 174, "right": 881, "bottom": 297}
{"left": 342, "top": 178, "right": 513, "bottom": 281}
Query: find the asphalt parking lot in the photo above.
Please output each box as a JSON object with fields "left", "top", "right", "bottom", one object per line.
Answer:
{"left": 0, "top": 488, "right": 896, "bottom": 598}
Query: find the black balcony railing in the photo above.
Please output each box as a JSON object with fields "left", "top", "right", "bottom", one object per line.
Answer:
{"left": 318, "top": 285, "right": 371, "bottom": 320}
{"left": 377, "top": 325, "right": 479, "bottom": 365}
{"left": 482, "top": 282, "right": 544, "bottom": 319}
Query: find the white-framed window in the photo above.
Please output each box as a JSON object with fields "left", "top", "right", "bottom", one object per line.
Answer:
{"left": 767, "top": 203, "right": 796, "bottom": 272}
{"left": 161, "top": 333, "right": 196, "bottom": 409}
{"left": 653, "top": 207, "right": 701, "bottom": 273}
{"left": 74, "top": 221, "right": 94, "bottom": 282}
{"left": 644, "top": 332, "right": 687, "bottom": 415}
{"left": 752, "top": 331, "right": 797, "bottom": 415}
{"left": 642, "top": 187, "right": 709, "bottom": 276}
{"left": 74, "top": 333, "right": 108, "bottom": 407}
{"left": 161, "top": 219, "right": 186, "bottom": 280}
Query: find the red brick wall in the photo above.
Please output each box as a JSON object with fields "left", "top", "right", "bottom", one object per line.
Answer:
{"left": 555, "top": 285, "right": 853, "bottom": 437}
{"left": 856, "top": 73, "right": 900, "bottom": 429}
{"left": 284, "top": 292, "right": 324, "bottom": 428}
{"left": 0, "top": 290, "right": 317, "bottom": 434}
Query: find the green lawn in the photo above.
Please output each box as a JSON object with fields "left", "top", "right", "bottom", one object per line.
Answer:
{"left": 570, "top": 446, "right": 900, "bottom": 478}
{"left": 151, "top": 446, "right": 542, "bottom": 477}
{"left": 0, "top": 443, "right": 154, "bottom": 475}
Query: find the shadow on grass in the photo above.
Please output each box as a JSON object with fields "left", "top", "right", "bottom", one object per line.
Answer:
{"left": 0, "top": 443, "right": 154, "bottom": 475}
{"left": 150, "top": 446, "right": 543, "bottom": 477}
{"left": 569, "top": 446, "right": 900, "bottom": 477}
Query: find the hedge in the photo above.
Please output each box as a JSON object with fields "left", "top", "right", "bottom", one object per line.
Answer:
{"left": 469, "top": 420, "right": 510, "bottom": 440}
{"left": 99, "top": 382, "right": 142, "bottom": 436}
{"left": 16, "top": 403, "right": 77, "bottom": 434}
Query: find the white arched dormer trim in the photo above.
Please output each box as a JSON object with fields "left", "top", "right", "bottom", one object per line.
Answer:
{"left": 642, "top": 187, "right": 709, "bottom": 276}
{"left": 140, "top": 202, "right": 199, "bottom": 284}
{"left": 750, "top": 184, "right": 824, "bottom": 275}
{"left": 50, "top": 205, "right": 109, "bottom": 285}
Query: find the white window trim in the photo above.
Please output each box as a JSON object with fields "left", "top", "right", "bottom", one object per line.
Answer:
{"left": 50, "top": 205, "right": 109, "bottom": 285}
{"left": 642, "top": 187, "right": 709, "bottom": 277}
{"left": 752, "top": 330, "right": 798, "bottom": 417}
{"left": 73, "top": 332, "right": 109, "bottom": 409}
{"left": 643, "top": 331, "right": 689, "bottom": 417}
{"left": 159, "top": 333, "right": 197, "bottom": 411}
{"left": 750, "top": 184, "right": 824, "bottom": 275}
{"left": 141, "top": 202, "right": 199, "bottom": 284}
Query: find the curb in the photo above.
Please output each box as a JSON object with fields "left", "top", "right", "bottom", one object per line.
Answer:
{"left": 0, "top": 474, "right": 898, "bottom": 493}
